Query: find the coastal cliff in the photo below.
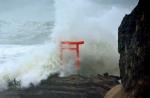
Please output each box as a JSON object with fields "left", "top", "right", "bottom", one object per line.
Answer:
{"left": 118, "top": 0, "right": 150, "bottom": 97}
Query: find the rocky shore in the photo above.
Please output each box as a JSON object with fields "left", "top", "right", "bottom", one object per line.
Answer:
{"left": 0, "top": 74, "right": 119, "bottom": 98}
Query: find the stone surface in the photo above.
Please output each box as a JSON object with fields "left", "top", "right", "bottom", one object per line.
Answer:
{"left": 118, "top": 0, "right": 150, "bottom": 98}
{"left": 0, "top": 74, "right": 119, "bottom": 98}
{"left": 104, "top": 84, "right": 127, "bottom": 98}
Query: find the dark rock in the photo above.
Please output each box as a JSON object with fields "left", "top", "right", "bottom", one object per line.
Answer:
{"left": 0, "top": 74, "right": 119, "bottom": 98}
{"left": 118, "top": 0, "right": 150, "bottom": 98}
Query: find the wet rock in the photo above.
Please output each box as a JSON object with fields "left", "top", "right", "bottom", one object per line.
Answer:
{"left": 0, "top": 74, "right": 119, "bottom": 98}
{"left": 118, "top": 0, "right": 150, "bottom": 98}
{"left": 104, "top": 84, "right": 127, "bottom": 98}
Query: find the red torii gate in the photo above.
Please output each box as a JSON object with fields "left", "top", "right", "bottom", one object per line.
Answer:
{"left": 60, "top": 41, "right": 84, "bottom": 70}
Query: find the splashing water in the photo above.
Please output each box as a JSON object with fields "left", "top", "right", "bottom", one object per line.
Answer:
{"left": 0, "top": 0, "right": 138, "bottom": 90}
{"left": 0, "top": 43, "right": 60, "bottom": 89}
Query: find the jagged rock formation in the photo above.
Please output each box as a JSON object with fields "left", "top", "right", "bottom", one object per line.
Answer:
{"left": 118, "top": 0, "right": 150, "bottom": 98}
{"left": 0, "top": 74, "right": 119, "bottom": 98}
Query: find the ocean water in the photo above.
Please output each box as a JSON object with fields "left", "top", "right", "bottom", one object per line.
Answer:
{"left": 0, "top": 18, "right": 62, "bottom": 89}
{"left": 0, "top": 43, "right": 61, "bottom": 89}
{"left": 0, "top": 0, "right": 138, "bottom": 90}
{"left": 0, "top": 21, "right": 53, "bottom": 44}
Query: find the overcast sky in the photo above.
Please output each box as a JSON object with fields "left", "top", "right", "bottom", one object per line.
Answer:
{"left": 93, "top": 0, "right": 138, "bottom": 7}
{"left": 0, "top": 0, "right": 54, "bottom": 22}
{"left": 0, "top": 0, "right": 138, "bottom": 22}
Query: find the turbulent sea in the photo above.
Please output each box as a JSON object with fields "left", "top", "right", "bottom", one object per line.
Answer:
{"left": 0, "top": 20, "right": 62, "bottom": 89}
{"left": 0, "top": 0, "right": 138, "bottom": 90}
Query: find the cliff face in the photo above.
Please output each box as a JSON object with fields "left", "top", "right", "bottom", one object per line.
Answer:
{"left": 118, "top": 0, "right": 150, "bottom": 98}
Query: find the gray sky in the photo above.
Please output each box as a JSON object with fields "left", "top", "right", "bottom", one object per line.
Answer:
{"left": 93, "top": 0, "right": 138, "bottom": 7}
{"left": 0, "top": 0, "right": 138, "bottom": 22}
{"left": 0, "top": 0, "right": 54, "bottom": 21}
{"left": 0, "top": 0, "right": 138, "bottom": 20}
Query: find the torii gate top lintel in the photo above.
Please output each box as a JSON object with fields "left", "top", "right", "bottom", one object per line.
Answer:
{"left": 61, "top": 41, "right": 84, "bottom": 44}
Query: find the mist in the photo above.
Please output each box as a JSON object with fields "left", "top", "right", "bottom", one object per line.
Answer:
{"left": 0, "top": 0, "right": 138, "bottom": 90}
{"left": 51, "top": 0, "right": 138, "bottom": 76}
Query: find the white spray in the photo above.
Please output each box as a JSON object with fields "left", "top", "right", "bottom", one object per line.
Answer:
{"left": 0, "top": 0, "right": 137, "bottom": 90}
{"left": 51, "top": 0, "right": 133, "bottom": 76}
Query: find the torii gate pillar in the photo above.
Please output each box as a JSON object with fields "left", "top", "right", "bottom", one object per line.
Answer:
{"left": 60, "top": 41, "right": 84, "bottom": 70}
